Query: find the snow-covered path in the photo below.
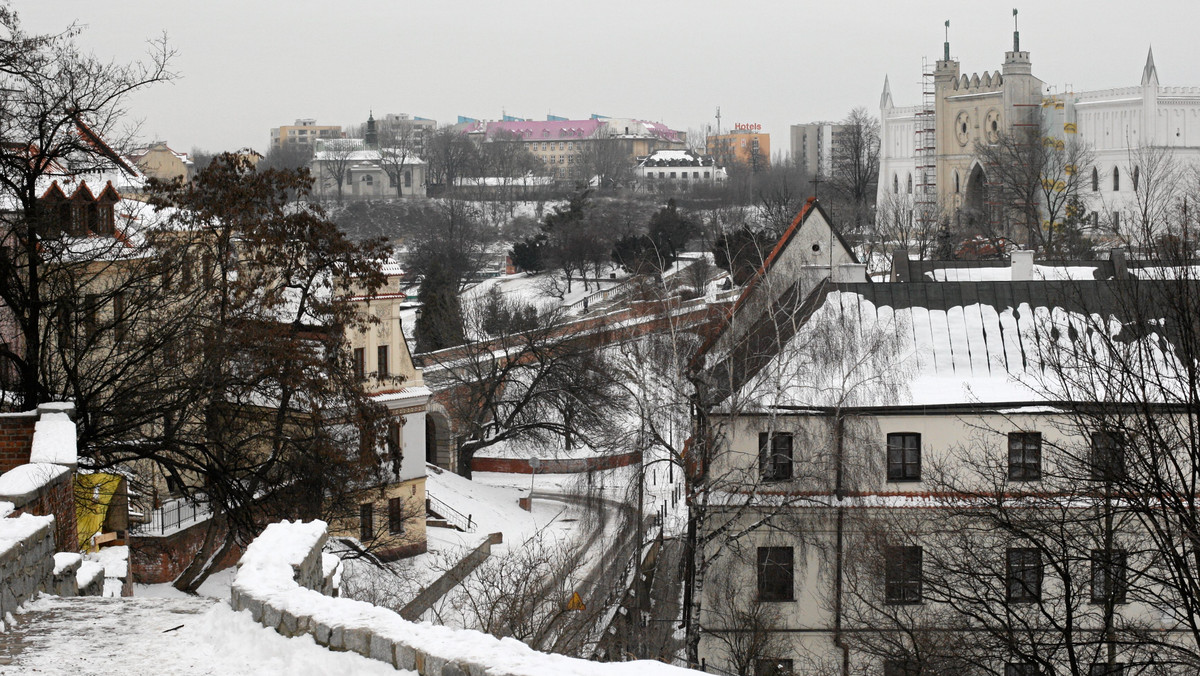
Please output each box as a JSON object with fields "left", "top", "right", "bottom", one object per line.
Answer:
{"left": 0, "top": 596, "right": 409, "bottom": 675}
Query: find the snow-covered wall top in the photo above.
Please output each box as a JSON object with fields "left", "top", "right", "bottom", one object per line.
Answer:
{"left": 232, "top": 519, "right": 703, "bottom": 676}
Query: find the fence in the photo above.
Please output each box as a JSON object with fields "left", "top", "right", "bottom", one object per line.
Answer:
{"left": 131, "top": 495, "right": 211, "bottom": 536}
{"left": 425, "top": 492, "right": 475, "bottom": 533}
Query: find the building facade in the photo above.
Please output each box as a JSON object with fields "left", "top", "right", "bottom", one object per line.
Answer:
{"left": 125, "top": 142, "right": 194, "bottom": 183}
{"left": 708, "top": 129, "right": 771, "bottom": 171}
{"left": 694, "top": 201, "right": 1198, "bottom": 674}
{"left": 635, "top": 149, "right": 726, "bottom": 188}
{"left": 462, "top": 116, "right": 686, "bottom": 181}
{"left": 270, "top": 118, "right": 345, "bottom": 151}
{"left": 879, "top": 33, "right": 1200, "bottom": 235}
{"left": 309, "top": 136, "right": 427, "bottom": 200}
{"left": 790, "top": 122, "right": 845, "bottom": 177}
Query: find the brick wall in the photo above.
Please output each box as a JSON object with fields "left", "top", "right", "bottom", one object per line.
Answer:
{"left": 8, "top": 472, "right": 78, "bottom": 553}
{"left": 471, "top": 449, "right": 641, "bottom": 475}
{"left": 0, "top": 414, "right": 36, "bottom": 474}
{"left": 130, "top": 518, "right": 244, "bottom": 584}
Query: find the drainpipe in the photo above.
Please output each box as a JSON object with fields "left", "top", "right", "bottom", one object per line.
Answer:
{"left": 833, "top": 412, "right": 849, "bottom": 675}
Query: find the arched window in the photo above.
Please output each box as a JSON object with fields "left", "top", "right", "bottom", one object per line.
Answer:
{"left": 1091, "top": 167, "right": 1099, "bottom": 192}
{"left": 906, "top": 174, "right": 913, "bottom": 194}
{"left": 954, "top": 171, "right": 960, "bottom": 194}
{"left": 363, "top": 174, "right": 373, "bottom": 186}
{"left": 1112, "top": 167, "right": 1120, "bottom": 191}
{"left": 1132, "top": 166, "right": 1140, "bottom": 192}
{"left": 893, "top": 174, "right": 899, "bottom": 193}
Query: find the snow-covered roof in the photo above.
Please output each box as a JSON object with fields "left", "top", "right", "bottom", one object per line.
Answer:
{"left": 721, "top": 279, "right": 1195, "bottom": 409}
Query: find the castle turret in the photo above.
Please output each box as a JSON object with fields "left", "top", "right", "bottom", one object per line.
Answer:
{"left": 365, "top": 111, "right": 378, "bottom": 148}
{"left": 880, "top": 75, "right": 894, "bottom": 110}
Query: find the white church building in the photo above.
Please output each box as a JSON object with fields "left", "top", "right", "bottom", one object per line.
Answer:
{"left": 878, "top": 28, "right": 1200, "bottom": 238}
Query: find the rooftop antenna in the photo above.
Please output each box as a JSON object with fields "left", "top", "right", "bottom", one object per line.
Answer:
{"left": 1013, "top": 8, "right": 1020, "bottom": 52}
{"left": 944, "top": 20, "right": 950, "bottom": 61}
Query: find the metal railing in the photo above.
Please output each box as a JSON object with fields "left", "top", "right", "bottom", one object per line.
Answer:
{"left": 130, "top": 495, "right": 211, "bottom": 536}
{"left": 426, "top": 492, "right": 475, "bottom": 533}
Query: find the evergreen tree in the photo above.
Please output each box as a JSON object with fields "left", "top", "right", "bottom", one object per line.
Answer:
{"left": 415, "top": 259, "right": 465, "bottom": 352}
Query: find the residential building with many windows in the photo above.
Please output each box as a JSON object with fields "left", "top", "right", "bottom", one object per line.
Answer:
{"left": 692, "top": 200, "right": 1197, "bottom": 675}
{"left": 270, "top": 118, "right": 345, "bottom": 151}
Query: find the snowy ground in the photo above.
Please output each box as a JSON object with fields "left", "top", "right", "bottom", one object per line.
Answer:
{"left": 1, "top": 596, "right": 408, "bottom": 675}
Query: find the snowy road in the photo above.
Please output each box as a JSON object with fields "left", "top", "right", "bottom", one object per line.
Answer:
{"left": 0, "top": 596, "right": 409, "bottom": 675}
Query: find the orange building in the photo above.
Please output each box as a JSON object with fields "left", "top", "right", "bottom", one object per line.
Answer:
{"left": 706, "top": 126, "right": 770, "bottom": 171}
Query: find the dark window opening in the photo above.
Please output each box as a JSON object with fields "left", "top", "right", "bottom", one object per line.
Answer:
{"left": 353, "top": 348, "right": 365, "bottom": 380}
{"left": 1091, "top": 431, "right": 1125, "bottom": 481}
{"left": 377, "top": 345, "right": 389, "bottom": 378}
{"left": 884, "top": 659, "right": 921, "bottom": 676}
{"left": 1008, "top": 432, "right": 1042, "bottom": 481}
{"left": 1091, "top": 549, "right": 1127, "bottom": 604}
{"left": 758, "top": 432, "right": 793, "bottom": 482}
{"left": 359, "top": 503, "right": 374, "bottom": 541}
{"left": 885, "top": 545, "right": 923, "bottom": 604}
{"left": 1112, "top": 167, "right": 1120, "bottom": 191}
{"left": 388, "top": 497, "right": 405, "bottom": 535}
{"left": 887, "top": 433, "right": 921, "bottom": 481}
{"left": 756, "top": 547, "right": 794, "bottom": 601}
{"left": 1007, "top": 548, "right": 1042, "bottom": 602}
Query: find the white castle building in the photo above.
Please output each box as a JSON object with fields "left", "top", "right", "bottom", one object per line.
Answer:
{"left": 878, "top": 27, "right": 1200, "bottom": 237}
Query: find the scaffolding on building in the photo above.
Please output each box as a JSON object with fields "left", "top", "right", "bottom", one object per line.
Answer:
{"left": 914, "top": 58, "right": 938, "bottom": 229}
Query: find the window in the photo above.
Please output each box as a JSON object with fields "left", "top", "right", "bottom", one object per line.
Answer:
{"left": 377, "top": 345, "right": 389, "bottom": 378}
{"left": 886, "top": 433, "right": 921, "bottom": 481}
{"left": 1007, "top": 548, "right": 1042, "bottom": 602}
{"left": 884, "top": 546, "right": 922, "bottom": 604}
{"left": 1008, "top": 432, "right": 1042, "bottom": 481}
{"left": 883, "top": 659, "right": 920, "bottom": 676}
{"left": 353, "top": 348, "right": 365, "bottom": 380}
{"left": 363, "top": 174, "right": 374, "bottom": 186}
{"left": 389, "top": 174, "right": 397, "bottom": 187}
{"left": 1132, "top": 167, "right": 1139, "bottom": 192}
{"left": 84, "top": 294, "right": 101, "bottom": 339}
{"left": 1089, "top": 665, "right": 1125, "bottom": 676}
{"left": 1112, "top": 167, "right": 1120, "bottom": 191}
{"left": 1091, "top": 431, "right": 1125, "bottom": 481}
{"left": 404, "top": 170, "right": 412, "bottom": 187}
{"left": 758, "top": 432, "right": 793, "bottom": 481}
{"left": 113, "top": 292, "right": 126, "bottom": 343}
{"left": 906, "top": 174, "right": 913, "bottom": 194}
{"left": 670, "top": 171, "right": 676, "bottom": 178}
{"left": 1092, "top": 167, "right": 1099, "bottom": 192}
{"left": 693, "top": 171, "right": 699, "bottom": 178}
{"left": 755, "top": 659, "right": 793, "bottom": 676}
{"left": 388, "top": 497, "right": 405, "bottom": 534}
{"left": 387, "top": 422, "right": 402, "bottom": 475}
{"left": 1006, "top": 662, "right": 1040, "bottom": 676}
{"left": 704, "top": 171, "right": 710, "bottom": 178}
{"left": 954, "top": 171, "right": 960, "bottom": 193}
{"left": 756, "top": 547, "right": 794, "bottom": 601}
{"left": 893, "top": 174, "right": 899, "bottom": 193}
{"left": 1091, "top": 549, "right": 1127, "bottom": 603}
{"left": 359, "top": 503, "right": 374, "bottom": 541}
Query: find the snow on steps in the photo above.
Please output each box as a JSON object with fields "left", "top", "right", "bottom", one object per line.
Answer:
{"left": 232, "top": 519, "right": 703, "bottom": 676}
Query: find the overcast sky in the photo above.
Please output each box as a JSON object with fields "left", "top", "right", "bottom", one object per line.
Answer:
{"left": 17, "top": 0, "right": 1200, "bottom": 156}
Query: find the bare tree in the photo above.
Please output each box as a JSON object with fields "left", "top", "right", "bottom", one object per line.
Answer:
{"left": 378, "top": 121, "right": 418, "bottom": 198}
{"left": 579, "top": 130, "right": 634, "bottom": 191}
{"left": 828, "top": 107, "right": 880, "bottom": 236}
{"left": 970, "top": 118, "right": 1095, "bottom": 254}
{"left": 424, "top": 126, "right": 481, "bottom": 195}
{"left": 315, "top": 138, "right": 356, "bottom": 202}
{"left": 0, "top": 6, "right": 175, "bottom": 413}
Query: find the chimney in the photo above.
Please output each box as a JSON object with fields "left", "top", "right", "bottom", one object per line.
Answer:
{"left": 1011, "top": 249, "right": 1034, "bottom": 281}
{"left": 835, "top": 263, "right": 868, "bottom": 284}
{"left": 891, "top": 248, "right": 911, "bottom": 282}
{"left": 1110, "top": 248, "right": 1128, "bottom": 279}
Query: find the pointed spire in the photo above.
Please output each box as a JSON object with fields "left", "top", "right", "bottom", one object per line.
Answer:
{"left": 880, "top": 75, "right": 894, "bottom": 110}
{"left": 1141, "top": 46, "right": 1158, "bottom": 86}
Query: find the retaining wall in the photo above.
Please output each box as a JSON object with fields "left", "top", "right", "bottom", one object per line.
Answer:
{"left": 130, "top": 517, "right": 243, "bottom": 584}
{"left": 0, "top": 513, "right": 55, "bottom": 617}
{"left": 399, "top": 532, "right": 501, "bottom": 621}
{"left": 232, "top": 519, "right": 700, "bottom": 676}
{"left": 472, "top": 450, "right": 641, "bottom": 475}
{"left": 0, "top": 412, "right": 36, "bottom": 474}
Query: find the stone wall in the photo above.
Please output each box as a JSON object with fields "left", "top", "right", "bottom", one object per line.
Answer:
{"left": 1, "top": 463, "right": 78, "bottom": 552}
{"left": 232, "top": 520, "right": 700, "bottom": 676}
{"left": 0, "top": 514, "right": 55, "bottom": 617}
